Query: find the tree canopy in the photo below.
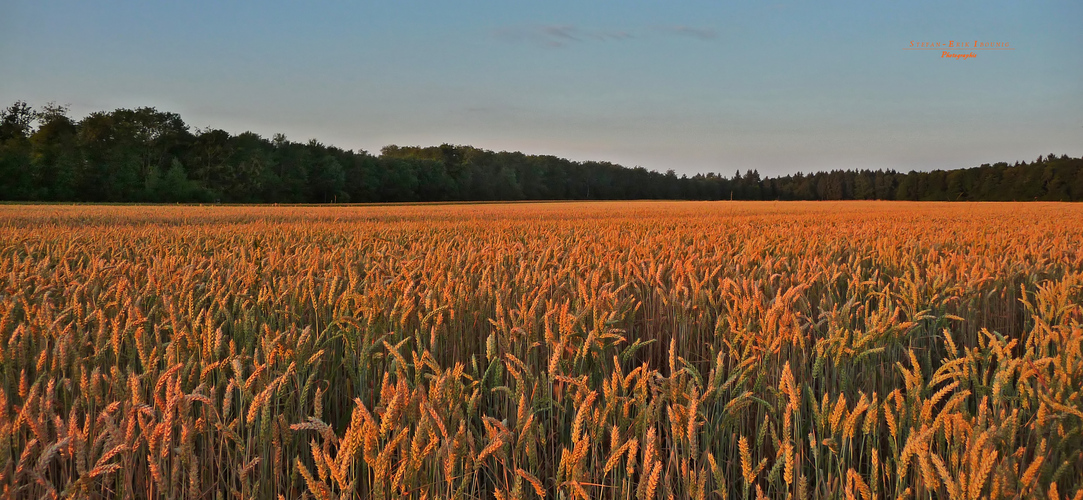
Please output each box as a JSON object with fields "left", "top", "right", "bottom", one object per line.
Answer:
{"left": 2, "top": 101, "right": 1081, "bottom": 203}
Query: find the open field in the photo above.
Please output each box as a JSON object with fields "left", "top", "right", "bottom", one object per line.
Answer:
{"left": 1, "top": 201, "right": 1082, "bottom": 499}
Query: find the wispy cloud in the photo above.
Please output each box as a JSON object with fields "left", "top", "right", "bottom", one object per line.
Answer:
{"left": 494, "top": 24, "right": 713, "bottom": 48}
{"left": 655, "top": 25, "right": 717, "bottom": 40}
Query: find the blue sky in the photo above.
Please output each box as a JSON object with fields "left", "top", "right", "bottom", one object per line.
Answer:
{"left": 1, "top": 1, "right": 1080, "bottom": 176}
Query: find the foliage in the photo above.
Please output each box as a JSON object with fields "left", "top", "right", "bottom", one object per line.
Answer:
{"left": 2, "top": 101, "right": 1082, "bottom": 203}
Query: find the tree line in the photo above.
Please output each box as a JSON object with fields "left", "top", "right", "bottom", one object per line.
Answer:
{"left": 2, "top": 101, "right": 1081, "bottom": 203}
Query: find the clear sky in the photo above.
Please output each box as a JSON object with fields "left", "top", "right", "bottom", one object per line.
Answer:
{"left": 1, "top": 1, "right": 1080, "bottom": 176}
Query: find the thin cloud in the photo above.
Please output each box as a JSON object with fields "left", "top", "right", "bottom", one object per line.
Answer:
{"left": 494, "top": 24, "right": 711, "bottom": 48}
{"left": 656, "top": 25, "right": 717, "bottom": 40}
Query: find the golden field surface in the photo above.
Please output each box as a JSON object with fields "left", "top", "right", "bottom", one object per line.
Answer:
{"left": 1, "top": 201, "right": 1082, "bottom": 499}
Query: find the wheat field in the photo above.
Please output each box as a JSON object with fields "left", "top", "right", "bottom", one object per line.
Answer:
{"left": 1, "top": 201, "right": 1081, "bottom": 499}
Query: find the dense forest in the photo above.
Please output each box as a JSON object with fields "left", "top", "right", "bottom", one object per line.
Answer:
{"left": 2, "top": 101, "right": 1081, "bottom": 203}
